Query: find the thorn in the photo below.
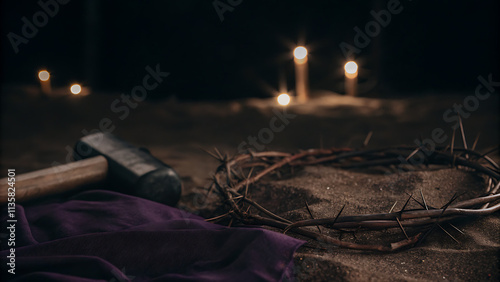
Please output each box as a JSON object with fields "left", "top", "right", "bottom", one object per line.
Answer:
{"left": 214, "top": 147, "right": 224, "bottom": 161}
{"left": 471, "top": 132, "right": 481, "bottom": 151}
{"left": 330, "top": 204, "right": 346, "bottom": 228}
{"left": 405, "top": 192, "right": 425, "bottom": 208}
{"left": 439, "top": 193, "right": 462, "bottom": 213}
{"left": 389, "top": 201, "right": 398, "bottom": 213}
{"left": 363, "top": 131, "right": 373, "bottom": 148}
{"left": 244, "top": 167, "right": 254, "bottom": 197}
{"left": 422, "top": 193, "right": 460, "bottom": 246}
{"left": 318, "top": 204, "right": 346, "bottom": 232}
{"left": 458, "top": 116, "right": 468, "bottom": 150}
{"left": 396, "top": 217, "right": 409, "bottom": 240}
{"left": 442, "top": 145, "right": 450, "bottom": 153}
{"left": 449, "top": 223, "right": 465, "bottom": 235}
{"left": 399, "top": 193, "right": 413, "bottom": 215}
{"left": 420, "top": 189, "right": 429, "bottom": 210}
{"left": 438, "top": 224, "right": 460, "bottom": 244}
{"left": 206, "top": 182, "right": 215, "bottom": 197}
{"left": 406, "top": 148, "right": 421, "bottom": 161}
{"left": 458, "top": 116, "right": 469, "bottom": 159}
{"left": 451, "top": 128, "right": 456, "bottom": 154}
{"left": 202, "top": 147, "right": 223, "bottom": 161}
{"left": 487, "top": 178, "right": 493, "bottom": 193}
{"left": 304, "top": 200, "right": 321, "bottom": 234}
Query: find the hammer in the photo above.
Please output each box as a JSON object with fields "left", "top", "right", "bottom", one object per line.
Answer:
{"left": 0, "top": 133, "right": 182, "bottom": 206}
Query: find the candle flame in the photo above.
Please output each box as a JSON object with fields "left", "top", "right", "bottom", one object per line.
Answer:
{"left": 70, "top": 84, "right": 82, "bottom": 95}
{"left": 293, "top": 46, "right": 308, "bottom": 60}
{"left": 277, "top": 93, "right": 291, "bottom": 106}
{"left": 344, "top": 61, "right": 358, "bottom": 75}
{"left": 38, "top": 70, "right": 50, "bottom": 81}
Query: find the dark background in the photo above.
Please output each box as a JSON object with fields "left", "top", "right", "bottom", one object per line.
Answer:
{"left": 1, "top": 0, "right": 499, "bottom": 100}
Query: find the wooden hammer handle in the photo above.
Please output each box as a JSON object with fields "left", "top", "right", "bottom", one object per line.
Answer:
{"left": 0, "top": 156, "right": 108, "bottom": 204}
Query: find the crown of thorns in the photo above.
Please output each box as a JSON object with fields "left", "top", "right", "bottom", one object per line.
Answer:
{"left": 205, "top": 129, "right": 499, "bottom": 252}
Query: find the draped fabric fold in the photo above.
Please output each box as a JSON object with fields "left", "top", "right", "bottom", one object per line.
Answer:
{"left": 1, "top": 190, "right": 304, "bottom": 281}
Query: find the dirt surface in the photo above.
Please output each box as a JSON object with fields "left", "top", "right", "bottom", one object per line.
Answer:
{"left": 257, "top": 167, "right": 499, "bottom": 281}
{"left": 1, "top": 85, "right": 499, "bottom": 281}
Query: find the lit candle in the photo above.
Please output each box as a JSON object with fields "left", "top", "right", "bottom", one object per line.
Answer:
{"left": 293, "top": 46, "right": 309, "bottom": 103}
{"left": 38, "top": 70, "right": 51, "bottom": 96}
{"left": 344, "top": 61, "right": 358, "bottom": 96}
{"left": 277, "top": 93, "right": 291, "bottom": 106}
{"left": 70, "top": 84, "right": 82, "bottom": 95}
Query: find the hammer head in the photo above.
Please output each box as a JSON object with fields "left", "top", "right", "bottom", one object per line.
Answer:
{"left": 74, "top": 133, "right": 182, "bottom": 206}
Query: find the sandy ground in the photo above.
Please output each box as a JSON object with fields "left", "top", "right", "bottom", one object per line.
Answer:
{"left": 1, "top": 85, "right": 499, "bottom": 281}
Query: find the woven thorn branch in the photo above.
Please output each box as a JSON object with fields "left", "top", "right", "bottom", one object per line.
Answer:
{"left": 205, "top": 142, "right": 500, "bottom": 252}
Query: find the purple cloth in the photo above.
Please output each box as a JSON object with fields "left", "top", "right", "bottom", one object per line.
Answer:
{"left": 1, "top": 190, "right": 304, "bottom": 281}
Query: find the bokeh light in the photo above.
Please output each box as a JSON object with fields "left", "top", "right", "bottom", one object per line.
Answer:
{"left": 277, "top": 93, "right": 291, "bottom": 106}
{"left": 293, "top": 46, "right": 308, "bottom": 60}
{"left": 70, "top": 84, "right": 82, "bottom": 95}
{"left": 344, "top": 61, "right": 358, "bottom": 74}
{"left": 38, "top": 70, "right": 50, "bottom": 81}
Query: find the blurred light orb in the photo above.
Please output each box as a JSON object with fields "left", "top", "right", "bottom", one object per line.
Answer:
{"left": 38, "top": 70, "right": 50, "bottom": 81}
{"left": 70, "top": 84, "right": 82, "bottom": 95}
{"left": 344, "top": 61, "right": 358, "bottom": 74}
{"left": 293, "top": 46, "right": 308, "bottom": 60}
{"left": 277, "top": 93, "right": 291, "bottom": 106}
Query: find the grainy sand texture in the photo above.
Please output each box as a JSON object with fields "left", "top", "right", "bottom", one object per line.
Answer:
{"left": 2, "top": 87, "right": 498, "bottom": 281}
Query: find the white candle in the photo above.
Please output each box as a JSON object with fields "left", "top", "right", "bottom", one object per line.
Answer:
{"left": 38, "top": 70, "right": 51, "bottom": 96}
{"left": 293, "top": 46, "right": 309, "bottom": 103}
{"left": 344, "top": 61, "right": 358, "bottom": 96}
